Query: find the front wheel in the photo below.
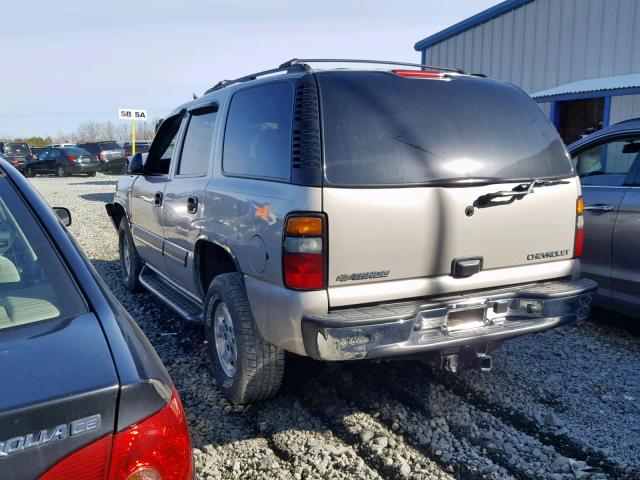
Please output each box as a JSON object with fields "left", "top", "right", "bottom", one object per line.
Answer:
{"left": 56, "top": 165, "right": 66, "bottom": 177}
{"left": 204, "top": 273, "right": 285, "bottom": 404}
{"left": 25, "top": 167, "right": 34, "bottom": 178}
{"left": 118, "top": 220, "right": 143, "bottom": 291}
{"left": 87, "top": 171, "right": 97, "bottom": 177}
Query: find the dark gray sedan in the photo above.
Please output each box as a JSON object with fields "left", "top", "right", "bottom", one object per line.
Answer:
{"left": 568, "top": 119, "right": 640, "bottom": 318}
{"left": 0, "top": 157, "right": 193, "bottom": 479}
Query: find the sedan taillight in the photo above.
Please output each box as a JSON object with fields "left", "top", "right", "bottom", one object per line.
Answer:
{"left": 40, "top": 389, "right": 193, "bottom": 480}
{"left": 68, "top": 155, "right": 76, "bottom": 162}
{"left": 283, "top": 214, "right": 326, "bottom": 290}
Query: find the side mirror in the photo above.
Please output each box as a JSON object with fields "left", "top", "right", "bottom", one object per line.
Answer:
{"left": 127, "top": 152, "right": 144, "bottom": 175}
{"left": 53, "top": 207, "right": 72, "bottom": 226}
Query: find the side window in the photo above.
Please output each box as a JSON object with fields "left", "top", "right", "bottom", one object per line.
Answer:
{"left": 145, "top": 115, "right": 184, "bottom": 175}
{"left": 223, "top": 82, "right": 293, "bottom": 180}
{"left": 49, "top": 149, "right": 60, "bottom": 159}
{"left": 178, "top": 108, "right": 217, "bottom": 176}
{"left": 573, "top": 137, "right": 640, "bottom": 186}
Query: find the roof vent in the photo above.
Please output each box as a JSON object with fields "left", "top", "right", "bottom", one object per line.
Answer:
{"left": 291, "top": 74, "right": 322, "bottom": 186}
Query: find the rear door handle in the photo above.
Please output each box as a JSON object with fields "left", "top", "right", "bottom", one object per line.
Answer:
{"left": 584, "top": 204, "right": 614, "bottom": 212}
{"left": 154, "top": 191, "right": 163, "bottom": 205}
{"left": 187, "top": 196, "right": 198, "bottom": 214}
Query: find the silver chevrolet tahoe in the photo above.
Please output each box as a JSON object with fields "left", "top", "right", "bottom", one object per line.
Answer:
{"left": 107, "top": 59, "right": 597, "bottom": 404}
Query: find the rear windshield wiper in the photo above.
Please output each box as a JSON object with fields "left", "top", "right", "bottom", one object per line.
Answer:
{"left": 475, "top": 179, "right": 570, "bottom": 206}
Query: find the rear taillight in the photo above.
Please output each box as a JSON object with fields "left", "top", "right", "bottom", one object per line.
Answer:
{"left": 392, "top": 69, "right": 446, "bottom": 79}
{"left": 283, "top": 214, "right": 326, "bottom": 290}
{"left": 108, "top": 389, "right": 192, "bottom": 480}
{"left": 68, "top": 155, "right": 76, "bottom": 162}
{"left": 11, "top": 157, "right": 19, "bottom": 166}
{"left": 40, "top": 389, "right": 192, "bottom": 480}
{"left": 574, "top": 197, "right": 584, "bottom": 258}
{"left": 40, "top": 435, "right": 112, "bottom": 480}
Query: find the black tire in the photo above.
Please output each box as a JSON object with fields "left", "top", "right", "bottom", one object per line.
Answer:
{"left": 25, "top": 167, "right": 34, "bottom": 178}
{"left": 56, "top": 165, "right": 66, "bottom": 177}
{"left": 118, "top": 220, "right": 143, "bottom": 292}
{"left": 87, "top": 171, "right": 97, "bottom": 177}
{"left": 204, "top": 272, "right": 284, "bottom": 404}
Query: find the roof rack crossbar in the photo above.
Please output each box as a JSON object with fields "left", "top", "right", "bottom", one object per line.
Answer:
{"left": 204, "top": 63, "right": 310, "bottom": 95}
{"left": 279, "top": 58, "right": 467, "bottom": 75}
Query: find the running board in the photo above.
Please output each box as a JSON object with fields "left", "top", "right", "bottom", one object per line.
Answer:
{"left": 139, "top": 266, "right": 203, "bottom": 322}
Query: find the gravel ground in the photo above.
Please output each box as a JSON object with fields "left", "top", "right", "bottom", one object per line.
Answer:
{"left": 30, "top": 173, "right": 640, "bottom": 480}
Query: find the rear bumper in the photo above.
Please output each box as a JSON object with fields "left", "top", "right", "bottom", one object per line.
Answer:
{"left": 69, "top": 163, "right": 100, "bottom": 173}
{"left": 100, "top": 158, "right": 126, "bottom": 171}
{"left": 301, "top": 278, "right": 597, "bottom": 361}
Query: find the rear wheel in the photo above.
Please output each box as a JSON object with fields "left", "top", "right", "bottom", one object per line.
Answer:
{"left": 56, "top": 165, "right": 66, "bottom": 177}
{"left": 118, "top": 220, "right": 143, "bottom": 291}
{"left": 25, "top": 167, "right": 34, "bottom": 177}
{"left": 87, "top": 171, "right": 96, "bottom": 177}
{"left": 204, "top": 273, "right": 284, "bottom": 404}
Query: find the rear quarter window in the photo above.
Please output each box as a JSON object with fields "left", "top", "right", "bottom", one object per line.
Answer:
{"left": 0, "top": 178, "right": 87, "bottom": 330}
{"left": 222, "top": 82, "right": 293, "bottom": 180}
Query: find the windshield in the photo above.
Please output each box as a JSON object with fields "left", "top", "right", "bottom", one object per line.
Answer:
{"left": 0, "top": 177, "right": 87, "bottom": 330}
{"left": 318, "top": 72, "right": 574, "bottom": 186}
{"left": 4, "top": 143, "right": 31, "bottom": 156}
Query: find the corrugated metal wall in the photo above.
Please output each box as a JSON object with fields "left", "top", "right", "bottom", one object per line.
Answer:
{"left": 425, "top": 0, "right": 640, "bottom": 94}
{"left": 610, "top": 95, "right": 640, "bottom": 124}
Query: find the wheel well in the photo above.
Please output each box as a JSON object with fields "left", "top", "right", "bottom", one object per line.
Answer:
{"left": 110, "top": 202, "right": 127, "bottom": 229}
{"left": 195, "top": 241, "right": 238, "bottom": 295}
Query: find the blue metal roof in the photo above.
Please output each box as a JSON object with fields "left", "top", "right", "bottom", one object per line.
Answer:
{"left": 531, "top": 74, "right": 640, "bottom": 100}
{"left": 414, "top": 0, "right": 534, "bottom": 51}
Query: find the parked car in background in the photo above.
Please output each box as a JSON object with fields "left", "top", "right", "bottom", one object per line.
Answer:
{"left": 78, "top": 141, "right": 127, "bottom": 173}
{"left": 29, "top": 146, "right": 47, "bottom": 157}
{"left": 124, "top": 140, "right": 152, "bottom": 158}
{"left": 27, "top": 147, "right": 100, "bottom": 177}
{"left": 108, "top": 59, "right": 597, "bottom": 405}
{"left": 47, "top": 143, "right": 77, "bottom": 148}
{"left": 0, "top": 142, "right": 33, "bottom": 174}
{"left": 0, "top": 157, "right": 193, "bottom": 480}
{"left": 568, "top": 118, "right": 640, "bottom": 318}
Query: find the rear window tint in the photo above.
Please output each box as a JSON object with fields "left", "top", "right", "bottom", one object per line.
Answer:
{"left": 4, "top": 143, "right": 30, "bottom": 156}
{"left": 63, "top": 147, "right": 93, "bottom": 156}
{"left": 98, "top": 142, "right": 121, "bottom": 151}
{"left": 223, "top": 82, "right": 293, "bottom": 180}
{"left": 0, "top": 178, "right": 87, "bottom": 330}
{"left": 318, "top": 72, "right": 573, "bottom": 186}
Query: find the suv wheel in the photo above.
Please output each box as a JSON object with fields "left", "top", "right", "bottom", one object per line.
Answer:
{"left": 56, "top": 165, "right": 66, "bottom": 177}
{"left": 25, "top": 167, "right": 34, "bottom": 178}
{"left": 204, "top": 273, "right": 284, "bottom": 404}
{"left": 118, "top": 220, "right": 142, "bottom": 291}
{"left": 87, "top": 171, "right": 97, "bottom": 177}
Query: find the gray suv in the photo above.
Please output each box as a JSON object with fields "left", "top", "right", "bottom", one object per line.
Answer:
{"left": 107, "top": 59, "right": 597, "bottom": 404}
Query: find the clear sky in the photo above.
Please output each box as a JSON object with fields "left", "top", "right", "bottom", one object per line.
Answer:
{"left": 0, "top": 0, "right": 496, "bottom": 138}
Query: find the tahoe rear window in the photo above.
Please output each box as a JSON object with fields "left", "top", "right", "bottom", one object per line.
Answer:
{"left": 317, "top": 72, "right": 574, "bottom": 186}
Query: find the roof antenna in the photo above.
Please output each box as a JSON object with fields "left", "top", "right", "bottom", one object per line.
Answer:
{"left": 193, "top": 92, "right": 199, "bottom": 100}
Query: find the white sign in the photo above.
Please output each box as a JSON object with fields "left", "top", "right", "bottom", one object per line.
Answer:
{"left": 118, "top": 108, "right": 148, "bottom": 121}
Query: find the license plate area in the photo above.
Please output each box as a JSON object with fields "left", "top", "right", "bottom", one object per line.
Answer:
{"left": 445, "top": 305, "right": 486, "bottom": 333}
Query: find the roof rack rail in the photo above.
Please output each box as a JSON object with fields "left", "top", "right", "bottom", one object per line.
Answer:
{"left": 279, "top": 58, "right": 468, "bottom": 75}
{"left": 204, "top": 63, "right": 310, "bottom": 95}
{"left": 203, "top": 58, "right": 470, "bottom": 95}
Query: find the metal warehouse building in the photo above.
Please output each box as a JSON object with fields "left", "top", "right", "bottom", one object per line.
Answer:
{"left": 414, "top": 0, "right": 640, "bottom": 144}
